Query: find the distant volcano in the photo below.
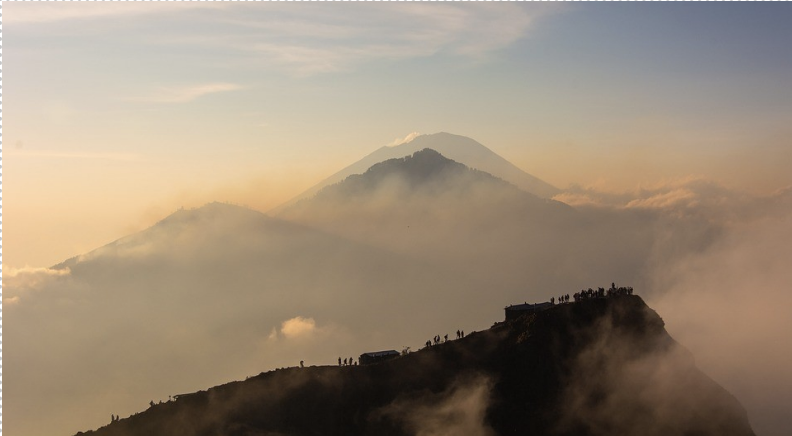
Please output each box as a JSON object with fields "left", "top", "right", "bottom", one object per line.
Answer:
{"left": 277, "top": 148, "right": 577, "bottom": 265}
{"left": 271, "top": 132, "right": 559, "bottom": 213}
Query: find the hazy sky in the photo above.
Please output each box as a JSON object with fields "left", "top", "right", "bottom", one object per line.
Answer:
{"left": 5, "top": 4, "right": 792, "bottom": 436}
{"left": 5, "top": 2, "right": 792, "bottom": 267}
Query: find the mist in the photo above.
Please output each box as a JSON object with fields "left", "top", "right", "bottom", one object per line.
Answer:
{"left": 556, "top": 303, "right": 752, "bottom": 436}
{"left": 650, "top": 206, "right": 792, "bottom": 436}
{"left": 4, "top": 150, "right": 790, "bottom": 435}
{"left": 373, "top": 374, "right": 496, "bottom": 436}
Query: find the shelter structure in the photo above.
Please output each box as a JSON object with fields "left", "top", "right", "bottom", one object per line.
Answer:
{"left": 359, "top": 350, "right": 400, "bottom": 365}
{"left": 504, "top": 301, "right": 553, "bottom": 321}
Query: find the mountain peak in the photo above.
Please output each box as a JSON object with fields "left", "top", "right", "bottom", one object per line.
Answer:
{"left": 270, "top": 133, "right": 559, "bottom": 213}
{"left": 362, "top": 148, "right": 463, "bottom": 180}
{"left": 305, "top": 148, "right": 515, "bottom": 202}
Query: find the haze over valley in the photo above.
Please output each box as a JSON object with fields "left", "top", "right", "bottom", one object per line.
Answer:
{"left": 4, "top": 3, "right": 792, "bottom": 436}
{"left": 6, "top": 134, "right": 792, "bottom": 436}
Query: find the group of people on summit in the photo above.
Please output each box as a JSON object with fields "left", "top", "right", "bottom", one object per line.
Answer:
{"left": 551, "top": 283, "right": 634, "bottom": 305}
{"left": 572, "top": 283, "right": 634, "bottom": 302}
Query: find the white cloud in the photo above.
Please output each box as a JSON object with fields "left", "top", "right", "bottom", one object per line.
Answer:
{"left": 148, "top": 4, "right": 557, "bottom": 76}
{"left": 7, "top": 3, "right": 560, "bottom": 77}
{"left": 388, "top": 132, "right": 421, "bottom": 147}
{"left": 271, "top": 316, "right": 318, "bottom": 340}
{"left": 133, "top": 83, "right": 243, "bottom": 104}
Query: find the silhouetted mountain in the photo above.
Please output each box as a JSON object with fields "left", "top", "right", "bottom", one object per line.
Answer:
{"left": 308, "top": 147, "right": 561, "bottom": 201}
{"left": 278, "top": 149, "right": 576, "bottom": 258}
{"left": 76, "top": 295, "right": 755, "bottom": 436}
{"left": 273, "top": 132, "right": 559, "bottom": 213}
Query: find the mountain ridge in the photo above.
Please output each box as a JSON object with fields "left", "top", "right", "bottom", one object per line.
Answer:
{"left": 270, "top": 132, "right": 559, "bottom": 213}
{"left": 75, "top": 295, "right": 755, "bottom": 436}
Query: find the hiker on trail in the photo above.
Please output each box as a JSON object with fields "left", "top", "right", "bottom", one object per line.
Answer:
{"left": 426, "top": 340, "right": 431, "bottom": 348}
{"left": 551, "top": 297, "right": 555, "bottom": 304}
{"left": 300, "top": 360, "right": 304, "bottom": 368}
{"left": 344, "top": 358, "right": 348, "bottom": 366}
{"left": 444, "top": 334, "right": 448, "bottom": 342}
{"left": 349, "top": 357, "right": 353, "bottom": 366}
{"left": 461, "top": 330, "right": 464, "bottom": 337}
{"left": 339, "top": 357, "right": 342, "bottom": 366}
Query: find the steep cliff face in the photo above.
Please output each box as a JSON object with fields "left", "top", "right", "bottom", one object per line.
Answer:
{"left": 77, "top": 296, "right": 754, "bottom": 436}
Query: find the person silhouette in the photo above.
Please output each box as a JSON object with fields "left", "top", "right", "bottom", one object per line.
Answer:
{"left": 344, "top": 358, "right": 348, "bottom": 366}
{"left": 338, "top": 357, "right": 342, "bottom": 366}
{"left": 300, "top": 360, "right": 304, "bottom": 368}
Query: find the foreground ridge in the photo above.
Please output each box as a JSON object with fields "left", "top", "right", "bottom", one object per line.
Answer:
{"left": 78, "top": 292, "right": 755, "bottom": 436}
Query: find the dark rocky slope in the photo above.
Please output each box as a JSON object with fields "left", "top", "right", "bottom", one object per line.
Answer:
{"left": 77, "top": 295, "right": 754, "bottom": 436}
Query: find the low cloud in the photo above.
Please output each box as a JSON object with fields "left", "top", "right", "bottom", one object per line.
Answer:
{"left": 267, "top": 316, "right": 343, "bottom": 343}
{"left": 3, "top": 266, "right": 71, "bottom": 300}
{"left": 374, "top": 373, "right": 495, "bottom": 436}
{"left": 625, "top": 187, "right": 698, "bottom": 210}
{"left": 557, "top": 311, "right": 753, "bottom": 436}
{"left": 279, "top": 316, "right": 317, "bottom": 340}
{"left": 554, "top": 178, "right": 765, "bottom": 222}
{"left": 650, "top": 212, "right": 792, "bottom": 436}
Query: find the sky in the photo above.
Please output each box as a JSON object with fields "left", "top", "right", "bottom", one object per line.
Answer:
{"left": 4, "top": 2, "right": 792, "bottom": 269}
{"left": 4, "top": 3, "right": 792, "bottom": 436}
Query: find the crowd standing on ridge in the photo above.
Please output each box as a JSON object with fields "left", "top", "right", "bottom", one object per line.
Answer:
{"left": 423, "top": 329, "right": 465, "bottom": 349}
{"left": 572, "top": 283, "right": 633, "bottom": 302}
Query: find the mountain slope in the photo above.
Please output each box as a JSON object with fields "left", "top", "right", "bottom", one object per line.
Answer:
{"left": 278, "top": 148, "right": 576, "bottom": 252}
{"left": 76, "top": 295, "right": 755, "bottom": 436}
{"left": 272, "top": 132, "right": 559, "bottom": 213}
{"left": 5, "top": 202, "right": 465, "bottom": 436}
{"left": 276, "top": 148, "right": 602, "bottom": 290}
